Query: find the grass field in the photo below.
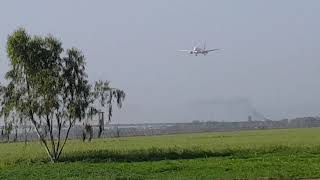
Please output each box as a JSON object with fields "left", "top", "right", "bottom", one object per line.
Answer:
{"left": 1, "top": 128, "right": 320, "bottom": 179}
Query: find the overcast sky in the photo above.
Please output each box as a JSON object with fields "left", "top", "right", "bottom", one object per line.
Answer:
{"left": 1, "top": 0, "right": 320, "bottom": 123}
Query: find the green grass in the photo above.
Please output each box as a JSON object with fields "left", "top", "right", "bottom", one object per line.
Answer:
{"left": 1, "top": 128, "right": 320, "bottom": 179}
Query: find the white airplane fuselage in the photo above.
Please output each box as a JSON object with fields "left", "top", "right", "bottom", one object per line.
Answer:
{"left": 179, "top": 42, "right": 219, "bottom": 56}
{"left": 190, "top": 47, "right": 208, "bottom": 56}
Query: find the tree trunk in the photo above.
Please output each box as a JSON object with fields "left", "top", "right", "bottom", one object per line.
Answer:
{"left": 30, "top": 115, "right": 55, "bottom": 163}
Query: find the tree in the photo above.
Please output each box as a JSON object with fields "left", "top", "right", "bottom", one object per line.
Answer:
{"left": 0, "top": 28, "right": 125, "bottom": 162}
{"left": 92, "top": 80, "right": 125, "bottom": 137}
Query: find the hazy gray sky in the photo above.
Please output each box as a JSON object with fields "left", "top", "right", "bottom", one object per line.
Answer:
{"left": 1, "top": 0, "right": 320, "bottom": 123}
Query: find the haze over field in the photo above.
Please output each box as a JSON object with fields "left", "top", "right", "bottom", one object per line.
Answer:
{"left": 1, "top": 0, "right": 320, "bottom": 123}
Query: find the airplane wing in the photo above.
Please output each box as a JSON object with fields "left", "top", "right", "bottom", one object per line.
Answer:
{"left": 178, "top": 50, "right": 191, "bottom": 52}
{"left": 206, "top": 49, "right": 220, "bottom": 52}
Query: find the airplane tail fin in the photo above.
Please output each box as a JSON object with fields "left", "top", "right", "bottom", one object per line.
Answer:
{"left": 192, "top": 41, "right": 197, "bottom": 50}
{"left": 192, "top": 41, "right": 201, "bottom": 50}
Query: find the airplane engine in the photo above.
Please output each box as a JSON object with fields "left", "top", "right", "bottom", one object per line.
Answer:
{"left": 190, "top": 51, "right": 193, "bottom": 54}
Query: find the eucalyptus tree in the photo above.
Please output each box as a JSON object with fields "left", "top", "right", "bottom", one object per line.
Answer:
{"left": 0, "top": 28, "right": 125, "bottom": 162}
{"left": 92, "top": 80, "right": 125, "bottom": 137}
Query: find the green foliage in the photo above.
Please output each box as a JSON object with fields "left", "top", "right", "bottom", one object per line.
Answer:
{"left": 0, "top": 28, "right": 125, "bottom": 162}
{"left": 2, "top": 155, "right": 320, "bottom": 179}
{"left": 92, "top": 80, "right": 125, "bottom": 122}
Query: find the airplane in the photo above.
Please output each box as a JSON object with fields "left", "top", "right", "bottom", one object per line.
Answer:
{"left": 179, "top": 42, "right": 219, "bottom": 56}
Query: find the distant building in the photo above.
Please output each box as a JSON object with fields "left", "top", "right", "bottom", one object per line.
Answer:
{"left": 289, "top": 117, "right": 320, "bottom": 128}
